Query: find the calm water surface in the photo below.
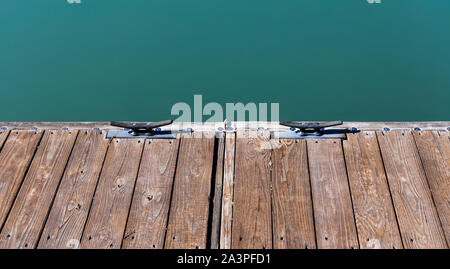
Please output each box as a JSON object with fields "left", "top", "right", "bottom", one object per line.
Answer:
{"left": 1, "top": 0, "right": 449, "bottom": 122}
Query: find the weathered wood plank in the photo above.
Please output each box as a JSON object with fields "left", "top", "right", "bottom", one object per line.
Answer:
{"left": 0, "top": 130, "right": 77, "bottom": 249}
{"left": 164, "top": 132, "right": 215, "bottom": 249}
{"left": 2, "top": 121, "right": 448, "bottom": 131}
{"left": 0, "top": 130, "right": 43, "bottom": 230}
{"left": 343, "top": 132, "right": 403, "bottom": 249}
{"left": 122, "top": 139, "right": 180, "bottom": 249}
{"left": 0, "top": 122, "right": 223, "bottom": 132}
{"left": 377, "top": 130, "right": 447, "bottom": 248}
{"left": 220, "top": 133, "right": 236, "bottom": 249}
{"left": 0, "top": 130, "right": 9, "bottom": 151}
{"left": 80, "top": 138, "right": 144, "bottom": 249}
{"left": 307, "top": 139, "right": 359, "bottom": 249}
{"left": 37, "top": 130, "right": 109, "bottom": 249}
{"left": 413, "top": 130, "right": 450, "bottom": 244}
{"left": 210, "top": 133, "right": 225, "bottom": 249}
{"left": 234, "top": 121, "right": 450, "bottom": 132}
{"left": 272, "top": 139, "right": 316, "bottom": 249}
{"left": 231, "top": 131, "right": 272, "bottom": 249}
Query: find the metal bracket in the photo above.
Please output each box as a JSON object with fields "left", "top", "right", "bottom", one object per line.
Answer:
{"left": 272, "top": 121, "right": 353, "bottom": 139}
{"left": 225, "top": 120, "right": 234, "bottom": 131}
{"left": 106, "top": 120, "right": 191, "bottom": 139}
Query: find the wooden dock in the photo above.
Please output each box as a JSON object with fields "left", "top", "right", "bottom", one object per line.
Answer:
{"left": 0, "top": 122, "right": 448, "bottom": 249}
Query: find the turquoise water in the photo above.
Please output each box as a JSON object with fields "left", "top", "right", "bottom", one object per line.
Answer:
{"left": 0, "top": 0, "right": 449, "bottom": 122}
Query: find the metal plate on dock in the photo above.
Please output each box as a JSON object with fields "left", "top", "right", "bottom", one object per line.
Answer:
{"left": 106, "top": 129, "right": 176, "bottom": 139}
{"left": 271, "top": 131, "right": 347, "bottom": 139}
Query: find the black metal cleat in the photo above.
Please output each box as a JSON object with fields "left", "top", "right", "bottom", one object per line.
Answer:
{"left": 273, "top": 121, "right": 350, "bottom": 139}
{"left": 111, "top": 120, "right": 173, "bottom": 136}
{"left": 279, "top": 121, "right": 343, "bottom": 136}
{"left": 107, "top": 120, "right": 192, "bottom": 139}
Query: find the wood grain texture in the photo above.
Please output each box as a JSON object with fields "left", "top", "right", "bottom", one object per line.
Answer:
{"left": 377, "top": 130, "right": 447, "bottom": 249}
{"left": 231, "top": 130, "right": 272, "bottom": 249}
{"left": 220, "top": 133, "right": 236, "bottom": 249}
{"left": 0, "top": 130, "right": 9, "bottom": 151}
{"left": 343, "top": 132, "right": 403, "bottom": 249}
{"left": 80, "top": 138, "right": 144, "bottom": 249}
{"left": 413, "top": 131, "right": 450, "bottom": 244}
{"left": 210, "top": 133, "right": 225, "bottom": 249}
{"left": 122, "top": 139, "right": 180, "bottom": 249}
{"left": 0, "top": 130, "right": 77, "bottom": 249}
{"left": 307, "top": 139, "right": 359, "bottom": 249}
{"left": 164, "top": 132, "right": 215, "bottom": 249}
{"left": 0, "top": 130, "right": 43, "bottom": 229}
{"left": 37, "top": 130, "right": 109, "bottom": 249}
{"left": 1, "top": 121, "right": 449, "bottom": 131}
{"left": 272, "top": 139, "right": 316, "bottom": 249}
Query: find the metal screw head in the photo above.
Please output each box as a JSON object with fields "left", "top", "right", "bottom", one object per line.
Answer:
{"left": 0, "top": 126, "right": 7, "bottom": 130}
{"left": 92, "top": 127, "right": 100, "bottom": 130}
{"left": 257, "top": 127, "right": 264, "bottom": 131}
{"left": 31, "top": 127, "right": 38, "bottom": 130}
{"left": 383, "top": 127, "right": 391, "bottom": 131}
{"left": 413, "top": 127, "right": 421, "bottom": 131}
{"left": 61, "top": 127, "right": 69, "bottom": 130}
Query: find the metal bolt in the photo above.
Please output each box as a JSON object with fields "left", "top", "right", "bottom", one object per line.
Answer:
{"left": 413, "top": 127, "right": 421, "bottom": 131}
{"left": 383, "top": 127, "right": 390, "bottom": 131}
{"left": 31, "top": 127, "right": 38, "bottom": 130}
{"left": 92, "top": 127, "right": 100, "bottom": 130}
{"left": 0, "top": 126, "right": 7, "bottom": 130}
{"left": 61, "top": 127, "right": 69, "bottom": 130}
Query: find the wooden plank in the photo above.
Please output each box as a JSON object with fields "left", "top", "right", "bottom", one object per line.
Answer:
{"left": 2, "top": 121, "right": 449, "bottom": 131}
{"left": 80, "top": 138, "right": 144, "bottom": 249}
{"left": 231, "top": 130, "right": 272, "bottom": 249}
{"left": 122, "top": 139, "right": 180, "bottom": 249}
{"left": 0, "top": 122, "right": 223, "bottom": 132}
{"left": 0, "top": 130, "right": 9, "bottom": 151}
{"left": 164, "top": 132, "right": 215, "bottom": 249}
{"left": 307, "top": 139, "right": 359, "bottom": 249}
{"left": 413, "top": 130, "right": 450, "bottom": 244}
{"left": 377, "top": 130, "right": 447, "bottom": 248}
{"left": 0, "top": 130, "right": 43, "bottom": 230}
{"left": 37, "top": 130, "right": 109, "bottom": 249}
{"left": 220, "top": 133, "right": 236, "bottom": 249}
{"left": 272, "top": 139, "right": 316, "bottom": 249}
{"left": 234, "top": 121, "right": 450, "bottom": 132}
{"left": 210, "top": 133, "right": 225, "bottom": 249}
{"left": 0, "top": 130, "right": 77, "bottom": 249}
{"left": 343, "top": 132, "right": 403, "bottom": 249}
